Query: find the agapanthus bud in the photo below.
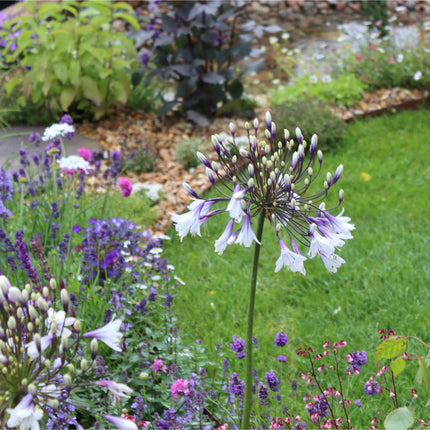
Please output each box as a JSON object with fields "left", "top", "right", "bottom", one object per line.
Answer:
{"left": 49, "top": 278, "right": 57, "bottom": 290}
{"left": 265, "top": 144, "right": 271, "bottom": 155}
{"left": 33, "top": 333, "right": 42, "bottom": 353}
{"left": 197, "top": 152, "right": 210, "bottom": 168}
{"left": 245, "top": 121, "right": 250, "bottom": 130}
{"left": 232, "top": 155, "right": 237, "bottom": 164}
{"left": 333, "top": 164, "right": 343, "bottom": 184}
{"left": 90, "top": 338, "right": 98, "bottom": 359}
{"left": 182, "top": 182, "right": 199, "bottom": 199}
{"left": 64, "top": 373, "right": 73, "bottom": 387}
{"left": 17, "top": 307, "right": 23, "bottom": 320}
{"left": 248, "top": 178, "right": 254, "bottom": 188}
{"left": 73, "top": 319, "right": 81, "bottom": 332}
{"left": 61, "top": 289, "right": 69, "bottom": 312}
{"left": 298, "top": 144, "right": 304, "bottom": 161}
{"left": 248, "top": 164, "right": 254, "bottom": 177}
{"left": 253, "top": 118, "right": 259, "bottom": 129}
{"left": 265, "top": 129, "right": 271, "bottom": 139}
{"left": 37, "top": 297, "right": 48, "bottom": 311}
{"left": 42, "top": 287, "right": 50, "bottom": 297}
{"left": 81, "top": 358, "right": 89, "bottom": 371}
{"left": 7, "top": 316, "right": 16, "bottom": 330}
{"left": 49, "top": 399, "right": 59, "bottom": 409}
{"left": 22, "top": 290, "right": 29, "bottom": 301}
{"left": 0, "top": 275, "right": 11, "bottom": 294}
{"left": 44, "top": 359, "right": 51, "bottom": 368}
{"left": 27, "top": 322, "right": 34, "bottom": 332}
{"left": 28, "top": 383, "right": 37, "bottom": 394}
{"left": 68, "top": 363, "right": 75, "bottom": 374}
{"left": 271, "top": 122, "right": 276, "bottom": 135}
{"left": 229, "top": 122, "right": 236, "bottom": 134}
{"left": 326, "top": 172, "right": 332, "bottom": 185}
{"left": 265, "top": 112, "right": 272, "bottom": 127}
{"left": 284, "top": 129, "right": 290, "bottom": 141}
{"left": 8, "top": 287, "right": 26, "bottom": 305}
{"left": 211, "top": 161, "right": 219, "bottom": 172}
{"left": 239, "top": 148, "right": 249, "bottom": 158}
{"left": 339, "top": 189, "right": 344, "bottom": 202}
{"left": 206, "top": 168, "right": 215, "bottom": 186}
{"left": 28, "top": 305, "right": 37, "bottom": 320}
{"left": 317, "top": 150, "right": 323, "bottom": 163}
{"left": 308, "top": 167, "right": 313, "bottom": 176}
{"left": 295, "top": 127, "right": 302, "bottom": 144}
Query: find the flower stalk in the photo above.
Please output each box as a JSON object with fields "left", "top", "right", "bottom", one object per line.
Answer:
{"left": 242, "top": 208, "right": 265, "bottom": 429}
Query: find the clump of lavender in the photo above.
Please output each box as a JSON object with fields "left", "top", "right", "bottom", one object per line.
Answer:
{"left": 0, "top": 274, "right": 132, "bottom": 429}
{"left": 172, "top": 112, "right": 354, "bottom": 429}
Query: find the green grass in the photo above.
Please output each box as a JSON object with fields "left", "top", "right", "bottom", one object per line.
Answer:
{"left": 163, "top": 108, "right": 430, "bottom": 418}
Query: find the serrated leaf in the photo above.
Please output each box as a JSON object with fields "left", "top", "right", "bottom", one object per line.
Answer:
{"left": 384, "top": 407, "right": 414, "bottom": 430}
{"left": 60, "top": 87, "right": 76, "bottom": 111}
{"left": 390, "top": 357, "right": 406, "bottom": 377}
{"left": 376, "top": 337, "right": 407, "bottom": 364}
{"left": 81, "top": 76, "right": 102, "bottom": 106}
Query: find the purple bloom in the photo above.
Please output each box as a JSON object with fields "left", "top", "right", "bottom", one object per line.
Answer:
{"left": 230, "top": 335, "right": 246, "bottom": 359}
{"left": 258, "top": 382, "right": 269, "bottom": 405}
{"left": 60, "top": 114, "right": 73, "bottom": 125}
{"left": 354, "top": 399, "right": 362, "bottom": 408}
{"left": 29, "top": 132, "right": 40, "bottom": 143}
{"left": 228, "top": 372, "right": 245, "bottom": 397}
{"left": 274, "top": 331, "right": 288, "bottom": 347}
{"left": 277, "top": 355, "right": 287, "bottom": 362}
{"left": 306, "top": 393, "right": 330, "bottom": 421}
{"left": 265, "top": 369, "right": 280, "bottom": 392}
{"left": 364, "top": 379, "right": 380, "bottom": 396}
{"left": 347, "top": 350, "right": 367, "bottom": 373}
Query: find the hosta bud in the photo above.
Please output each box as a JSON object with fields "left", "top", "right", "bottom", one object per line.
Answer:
{"left": 61, "top": 289, "right": 69, "bottom": 312}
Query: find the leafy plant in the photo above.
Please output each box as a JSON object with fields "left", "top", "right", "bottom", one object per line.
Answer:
{"left": 120, "top": 144, "right": 159, "bottom": 174}
{"left": 131, "top": 0, "right": 281, "bottom": 125}
{"left": 272, "top": 99, "right": 348, "bottom": 151}
{"left": 273, "top": 73, "right": 367, "bottom": 107}
{"left": 175, "top": 137, "right": 206, "bottom": 170}
{"left": 0, "top": 0, "right": 139, "bottom": 123}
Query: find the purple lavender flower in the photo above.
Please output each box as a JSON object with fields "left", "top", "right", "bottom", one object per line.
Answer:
{"left": 354, "top": 399, "right": 362, "bottom": 408}
{"left": 306, "top": 394, "right": 330, "bottom": 422}
{"left": 228, "top": 372, "right": 245, "bottom": 397}
{"left": 230, "top": 335, "right": 246, "bottom": 359}
{"left": 274, "top": 331, "right": 288, "bottom": 347}
{"left": 29, "top": 132, "right": 40, "bottom": 143}
{"left": 347, "top": 350, "right": 367, "bottom": 373}
{"left": 59, "top": 114, "right": 73, "bottom": 125}
{"left": 364, "top": 379, "right": 380, "bottom": 396}
{"left": 277, "top": 355, "right": 287, "bottom": 362}
{"left": 258, "top": 382, "right": 269, "bottom": 405}
{"left": 265, "top": 369, "right": 280, "bottom": 392}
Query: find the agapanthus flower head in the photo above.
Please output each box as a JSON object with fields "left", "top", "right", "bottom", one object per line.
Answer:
{"left": 172, "top": 113, "right": 354, "bottom": 273}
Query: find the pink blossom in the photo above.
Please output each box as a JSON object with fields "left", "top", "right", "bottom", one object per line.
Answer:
{"left": 118, "top": 177, "right": 133, "bottom": 197}
{"left": 150, "top": 358, "right": 167, "bottom": 373}
{"left": 388, "top": 56, "right": 395, "bottom": 64}
{"left": 355, "top": 54, "right": 363, "bottom": 62}
{"left": 77, "top": 147, "right": 92, "bottom": 161}
{"left": 171, "top": 378, "right": 190, "bottom": 398}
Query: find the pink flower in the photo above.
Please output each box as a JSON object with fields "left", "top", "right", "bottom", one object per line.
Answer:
{"left": 369, "top": 42, "right": 376, "bottom": 51}
{"left": 150, "top": 358, "right": 167, "bottom": 373}
{"left": 77, "top": 147, "right": 92, "bottom": 161}
{"left": 118, "top": 177, "right": 133, "bottom": 197}
{"left": 171, "top": 378, "right": 190, "bottom": 398}
{"left": 388, "top": 56, "right": 395, "bottom": 64}
{"left": 354, "top": 54, "right": 363, "bottom": 62}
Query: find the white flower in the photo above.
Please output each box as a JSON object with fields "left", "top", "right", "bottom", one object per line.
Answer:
{"left": 397, "top": 53, "right": 404, "bottom": 63}
{"left": 42, "top": 123, "right": 75, "bottom": 141}
{"left": 214, "top": 219, "right": 234, "bottom": 255}
{"left": 281, "top": 32, "right": 290, "bottom": 40}
{"left": 57, "top": 155, "right": 90, "bottom": 172}
{"left": 83, "top": 319, "right": 123, "bottom": 352}
{"left": 320, "top": 252, "right": 345, "bottom": 273}
{"left": 96, "top": 380, "right": 133, "bottom": 405}
{"left": 269, "top": 36, "right": 279, "bottom": 45}
{"left": 171, "top": 199, "right": 214, "bottom": 241}
{"left": 104, "top": 414, "right": 138, "bottom": 430}
{"left": 6, "top": 394, "right": 43, "bottom": 430}
{"left": 275, "top": 240, "right": 307, "bottom": 275}
{"left": 272, "top": 78, "right": 281, "bottom": 86}
{"left": 235, "top": 214, "right": 260, "bottom": 248}
{"left": 324, "top": 209, "right": 355, "bottom": 239}
{"left": 46, "top": 309, "right": 75, "bottom": 338}
{"left": 414, "top": 71, "right": 422, "bottom": 81}
{"left": 322, "top": 74, "right": 332, "bottom": 84}
{"left": 308, "top": 229, "right": 336, "bottom": 258}
{"left": 226, "top": 185, "right": 246, "bottom": 222}
{"left": 309, "top": 75, "right": 318, "bottom": 84}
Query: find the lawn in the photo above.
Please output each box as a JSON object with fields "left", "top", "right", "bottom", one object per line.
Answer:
{"left": 164, "top": 108, "right": 430, "bottom": 375}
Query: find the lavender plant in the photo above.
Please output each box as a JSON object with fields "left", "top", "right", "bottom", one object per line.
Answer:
{"left": 171, "top": 112, "right": 354, "bottom": 428}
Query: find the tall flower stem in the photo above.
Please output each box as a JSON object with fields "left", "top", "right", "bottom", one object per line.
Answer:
{"left": 242, "top": 208, "right": 266, "bottom": 429}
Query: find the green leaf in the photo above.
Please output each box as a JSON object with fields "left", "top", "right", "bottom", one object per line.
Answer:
{"left": 54, "top": 62, "right": 69, "bottom": 84}
{"left": 376, "top": 337, "right": 407, "bottom": 364}
{"left": 5, "top": 75, "right": 22, "bottom": 97}
{"left": 81, "top": 76, "right": 102, "bottom": 106}
{"left": 60, "top": 88, "right": 76, "bottom": 111}
{"left": 110, "top": 80, "right": 129, "bottom": 104}
{"left": 69, "top": 61, "right": 80, "bottom": 87}
{"left": 390, "top": 357, "right": 406, "bottom": 377}
{"left": 417, "top": 359, "right": 430, "bottom": 400}
{"left": 384, "top": 407, "right": 415, "bottom": 430}
{"left": 113, "top": 12, "right": 140, "bottom": 30}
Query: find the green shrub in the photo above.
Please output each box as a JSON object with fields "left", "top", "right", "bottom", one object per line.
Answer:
{"left": 273, "top": 73, "right": 367, "bottom": 107}
{"left": 175, "top": 137, "right": 206, "bottom": 170}
{"left": 0, "top": 0, "right": 139, "bottom": 123}
{"left": 272, "top": 99, "right": 348, "bottom": 151}
{"left": 120, "top": 144, "right": 158, "bottom": 174}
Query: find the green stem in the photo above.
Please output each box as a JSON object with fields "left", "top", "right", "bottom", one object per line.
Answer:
{"left": 242, "top": 209, "right": 266, "bottom": 429}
